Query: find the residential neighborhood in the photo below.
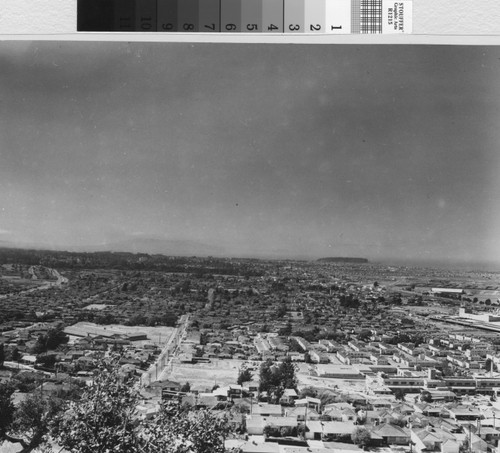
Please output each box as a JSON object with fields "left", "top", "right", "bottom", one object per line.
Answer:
{"left": 1, "top": 249, "right": 500, "bottom": 452}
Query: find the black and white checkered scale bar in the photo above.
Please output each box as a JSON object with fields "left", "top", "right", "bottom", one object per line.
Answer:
{"left": 352, "top": 0, "right": 382, "bottom": 33}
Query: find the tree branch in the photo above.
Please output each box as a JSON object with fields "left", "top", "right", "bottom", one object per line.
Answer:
{"left": 3, "top": 433, "right": 29, "bottom": 449}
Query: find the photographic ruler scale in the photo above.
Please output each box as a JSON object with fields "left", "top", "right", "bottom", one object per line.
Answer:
{"left": 78, "top": 0, "right": 412, "bottom": 34}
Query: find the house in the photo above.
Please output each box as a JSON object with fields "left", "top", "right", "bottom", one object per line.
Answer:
{"left": 181, "top": 393, "right": 219, "bottom": 409}
{"left": 470, "top": 432, "right": 489, "bottom": 452}
{"left": 20, "top": 355, "right": 37, "bottom": 365}
{"left": 294, "top": 397, "right": 321, "bottom": 412}
{"left": 305, "top": 420, "right": 356, "bottom": 441}
{"left": 146, "top": 380, "right": 181, "bottom": 398}
{"left": 359, "top": 409, "right": 390, "bottom": 426}
{"left": 411, "top": 427, "right": 446, "bottom": 453}
{"left": 370, "top": 423, "right": 410, "bottom": 445}
{"left": 284, "top": 406, "right": 320, "bottom": 421}
{"left": 280, "top": 388, "right": 298, "bottom": 406}
{"left": 324, "top": 402, "right": 356, "bottom": 411}
{"left": 413, "top": 403, "right": 442, "bottom": 417}
{"left": 446, "top": 406, "right": 483, "bottom": 423}
{"left": 243, "top": 380, "right": 260, "bottom": 396}
{"left": 228, "top": 384, "right": 243, "bottom": 399}
{"left": 252, "top": 403, "right": 282, "bottom": 417}
{"left": 245, "top": 415, "right": 296, "bottom": 435}
{"left": 391, "top": 402, "right": 416, "bottom": 415}
{"left": 341, "top": 408, "right": 357, "bottom": 422}
{"left": 322, "top": 408, "right": 345, "bottom": 421}
{"left": 441, "top": 439, "right": 461, "bottom": 453}
{"left": 475, "top": 426, "right": 500, "bottom": 444}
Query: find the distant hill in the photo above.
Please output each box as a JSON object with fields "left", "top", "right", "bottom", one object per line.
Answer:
{"left": 317, "top": 257, "right": 368, "bottom": 263}
{"left": 0, "top": 237, "right": 227, "bottom": 258}
{"left": 101, "top": 237, "right": 227, "bottom": 257}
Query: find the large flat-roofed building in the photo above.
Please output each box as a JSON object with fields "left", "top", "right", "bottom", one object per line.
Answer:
{"left": 431, "top": 288, "right": 464, "bottom": 298}
{"left": 64, "top": 325, "right": 147, "bottom": 341}
{"left": 312, "top": 364, "right": 364, "bottom": 380}
{"left": 459, "top": 308, "right": 500, "bottom": 323}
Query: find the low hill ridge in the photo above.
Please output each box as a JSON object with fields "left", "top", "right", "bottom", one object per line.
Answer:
{"left": 317, "top": 257, "right": 368, "bottom": 263}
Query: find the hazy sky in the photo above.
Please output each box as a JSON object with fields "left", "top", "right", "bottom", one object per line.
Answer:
{"left": 0, "top": 42, "right": 499, "bottom": 263}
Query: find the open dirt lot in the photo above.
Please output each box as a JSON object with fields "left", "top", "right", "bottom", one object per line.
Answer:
{"left": 166, "top": 359, "right": 247, "bottom": 391}
{"left": 163, "top": 358, "right": 367, "bottom": 395}
{"left": 70, "top": 322, "right": 176, "bottom": 347}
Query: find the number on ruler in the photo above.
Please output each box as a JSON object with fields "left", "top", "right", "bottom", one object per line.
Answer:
{"left": 268, "top": 24, "right": 279, "bottom": 31}
{"left": 331, "top": 25, "right": 342, "bottom": 30}
{"left": 204, "top": 23, "right": 216, "bottom": 30}
{"left": 289, "top": 24, "right": 300, "bottom": 31}
{"left": 246, "top": 24, "right": 258, "bottom": 31}
{"left": 162, "top": 23, "right": 174, "bottom": 31}
{"left": 225, "top": 23, "right": 237, "bottom": 31}
{"left": 183, "top": 23, "right": 195, "bottom": 31}
{"left": 140, "top": 18, "right": 152, "bottom": 30}
{"left": 310, "top": 24, "right": 321, "bottom": 31}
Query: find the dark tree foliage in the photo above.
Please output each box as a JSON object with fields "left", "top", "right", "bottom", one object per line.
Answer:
{"left": 143, "top": 401, "right": 232, "bottom": 453}
{"left": 52, "top": 363, "right": 235, "bottom": 453}
{"left": 36, "top": 354, "right": 57, "bottom": 368}
{"left": 0, "top": 389, "right": 64, "bottom": 453}
{"left": 53, "top": 364, "right": 142, "bottom": 453}
{"left": 278, "top": 321, "right": 293, "bottom": 337}
{"left": 0, "top": 343, "right": 5, "bottom": 368}
{"left": 279, "top": 357, "right": 298, "bottom": 390}
{"left": 351, "top": 426, "right": 372, "bottom": 448}
{"left": 275, "top": 303, "right": 287, "bottom": 319}
{"left": 0, "top": 382, "right": 15, "bottom": 438}
{"left": 357, "top": 330, "right": 371, "bottom": 342}
{"left": 394, "top": 389, "right": 407, "bottom": 401}
{"left": 259, "top": 357, "right": 298, "bottom": 402}
{"left": 420, "top": 390, "right": 433, "bottom": 403}
{"left": 259, "top": 359, "right": 275, "bottom": 392}
{"left": 237, "top": 367, "right": 253, "bottom": 386}
{"left": 339, "top": 294, "right": 360, "bottom": 309}
{"left": 32, "top": 326, "right": 69, "bottom": 354}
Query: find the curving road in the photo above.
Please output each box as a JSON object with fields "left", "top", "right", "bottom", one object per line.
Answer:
{"left": 0, "top": 267, "right": 68, "bottom": 299}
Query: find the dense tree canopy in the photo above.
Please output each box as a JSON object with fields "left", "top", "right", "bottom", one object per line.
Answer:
{"left": 351, "top": 426, "right": 372, "bottom": 448}
{"left": 142, "top": 401, "right": 231, "bottom": 453}
{"left": 52, "top": 363, "right": 234, "bottom": 453}
{"left": 259, "top": 357, "right": 297, "bottom": 402}
{"left": 0, "top": 382, "right": 15, "bottom": 439}
{"left": 237, "top": 366, "right": 253, "bottom": 386}
{"left": 52, "top": 364, "right": 142, "bottom": 453}
{"left": 0, "top": 344, "right": 5, "bottom": 368}
{"left": 0, "top": 388, "right": 63, "bottom": 453}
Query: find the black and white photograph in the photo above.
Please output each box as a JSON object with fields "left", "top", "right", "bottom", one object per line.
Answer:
{"left": 0, "top": 41, "right": 499, "bottom": 453}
